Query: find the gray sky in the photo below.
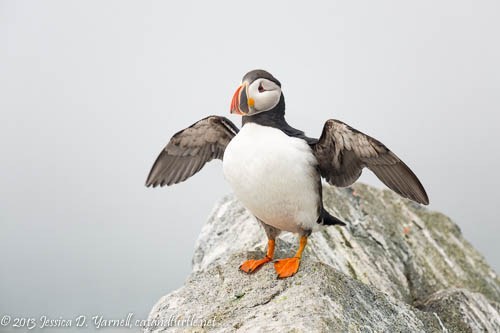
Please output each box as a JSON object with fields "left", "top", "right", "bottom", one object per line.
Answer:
{"left": 1, "top": 0, "right": 499, "bottom": 328}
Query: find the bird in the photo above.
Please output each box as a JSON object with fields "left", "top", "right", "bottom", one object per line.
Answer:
{"left": 145, "top": 69, "right": 429, "bottom": 279}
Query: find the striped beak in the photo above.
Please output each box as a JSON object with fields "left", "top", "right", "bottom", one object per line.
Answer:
{"left": 230, "top": 83, "right": 250, "bottom": 115}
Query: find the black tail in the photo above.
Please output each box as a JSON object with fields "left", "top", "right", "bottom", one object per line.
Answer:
{"left": 318, "top": 208, "right": 346, "bottom": 226}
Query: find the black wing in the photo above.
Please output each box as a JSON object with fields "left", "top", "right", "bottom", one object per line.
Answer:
{"left": 312, "top": 119, "right": 429, "bottom": 205}
{"left": 145, "top": 116, "right": 239, "bottom": 187}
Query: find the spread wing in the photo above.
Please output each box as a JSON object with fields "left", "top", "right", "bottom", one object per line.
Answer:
{"left": 145, "top": 115, "right": 239, "bottom": 187}
{"left": 312, "top": 119, "right": 429, "bottom": 205}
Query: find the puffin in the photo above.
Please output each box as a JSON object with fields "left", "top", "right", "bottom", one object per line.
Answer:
{"left": 146, "top": 69, "right": 429, "bottom": 279}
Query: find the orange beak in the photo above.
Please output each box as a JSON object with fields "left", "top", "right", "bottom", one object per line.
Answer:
{"left": 230, "top": 85, "right": 244, "bottom": 115}
{"left": 230, "top": 83, "right": 250, "bottom": 115}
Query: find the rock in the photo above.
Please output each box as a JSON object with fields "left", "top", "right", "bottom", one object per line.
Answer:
{"left": 145, "top": 183, "right": 500, "bottom": 332}
{"left": 417, "top": 288, "right": 500, "bottom": 333}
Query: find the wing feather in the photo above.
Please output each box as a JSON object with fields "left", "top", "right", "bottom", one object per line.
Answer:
{"left": 312, "top": 119, "right": 429, "bottom": 204}
{"left": 145, "top": 116, "right": 239, "bottom": 187}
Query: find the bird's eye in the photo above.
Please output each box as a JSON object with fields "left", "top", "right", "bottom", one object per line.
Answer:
{"left": 258, "top": 83, "right": 265, "bottom": 93}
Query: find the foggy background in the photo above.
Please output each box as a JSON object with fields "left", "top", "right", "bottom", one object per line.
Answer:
{"left": 1, "top": 0, "right": 498, "bottom": 331}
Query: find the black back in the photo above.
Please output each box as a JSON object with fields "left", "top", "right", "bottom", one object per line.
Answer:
{"left": 242, "top": 94, "right": 318, "bottom": 145}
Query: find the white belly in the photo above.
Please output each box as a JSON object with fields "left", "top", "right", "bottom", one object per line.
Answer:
{"left": 222, "top": 123, "right": 320, "bottom": 233}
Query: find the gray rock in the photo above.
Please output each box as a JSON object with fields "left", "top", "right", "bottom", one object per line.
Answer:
{"left": 417, "top": 288, "right": 500, "bottom": 333}
{"left": 145, "top": 183, "right": 500, "bottom": 332}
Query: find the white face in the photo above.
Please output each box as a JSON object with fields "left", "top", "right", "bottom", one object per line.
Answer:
{"left": 247, "top": 78, "right": 281, "bottom": 113}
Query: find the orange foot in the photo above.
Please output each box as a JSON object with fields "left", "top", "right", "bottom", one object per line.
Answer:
{"left": 274, "top": 257, "right": 301, "bottom": 279}
{"left": 239, "top": 257, "right": 272, "bottom": 274}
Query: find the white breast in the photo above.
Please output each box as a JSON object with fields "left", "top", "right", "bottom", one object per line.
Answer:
{"left": 222, "top": 123, "right": 320, "bottom": 233}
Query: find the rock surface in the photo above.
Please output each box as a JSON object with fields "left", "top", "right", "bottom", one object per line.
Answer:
{"left": 146, "top": 183, "right": 500, "bottom": 332}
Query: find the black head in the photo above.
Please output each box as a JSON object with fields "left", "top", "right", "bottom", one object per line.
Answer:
{"left": 242, "top": 69, "right": 281, "bottom": 88}
{"left": 230, "top": 69, "right": 283, "bottom": 116}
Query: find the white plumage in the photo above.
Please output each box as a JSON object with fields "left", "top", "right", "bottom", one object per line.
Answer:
{"left": 223, "top": 123, "right": 320, "bottom": 233}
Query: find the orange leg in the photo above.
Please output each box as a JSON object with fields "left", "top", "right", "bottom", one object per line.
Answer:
{"left": 239, "top": 239, "right": 275, "bottom": 274}
{"left": 274, "top": 236, "right": 307, "bottom": 279}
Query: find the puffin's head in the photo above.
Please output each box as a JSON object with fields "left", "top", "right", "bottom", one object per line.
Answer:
{"left": 230, "top": 69, "right": 282, "bottom": 116}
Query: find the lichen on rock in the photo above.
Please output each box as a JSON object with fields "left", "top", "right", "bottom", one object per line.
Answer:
{"left": 146, "top": 183, "right": 500, "bottom": 332}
